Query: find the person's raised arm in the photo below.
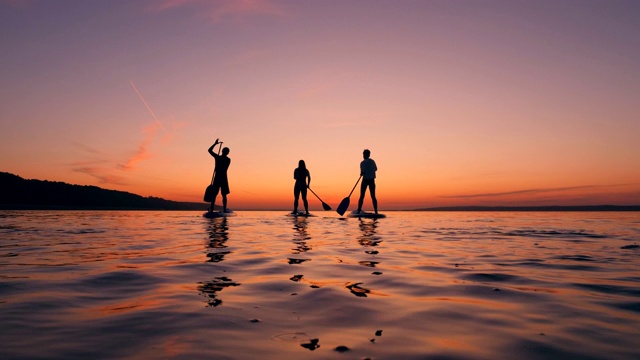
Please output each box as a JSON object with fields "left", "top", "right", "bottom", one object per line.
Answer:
{"left": 208, "top": 139, "right": 220, "bottom": 157}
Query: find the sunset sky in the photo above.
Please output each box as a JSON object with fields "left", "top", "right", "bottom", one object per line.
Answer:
{"left": 1, "top": 0, "right": 639, "bottom": 209}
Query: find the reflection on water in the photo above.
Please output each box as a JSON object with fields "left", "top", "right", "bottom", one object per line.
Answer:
{"left": 300, "top": 338, "right": 320, "bottom": 351}
{"left": 1, "top": 211, "right": 639, "bottom": 359}
{"left": 288, "top": 217, "right": 312, "bottom": 267}
{"left": 358, "top": 218, "right": 382, "bottom": 247}
{"left": 197, "top": 276, "right": 241, "bottom": 307}
{"left": 345, "top": 282, "right": 371, "bottom": 297}
{"left": 358, "top": 260, "right": 379, "bottom": 267}
{"left": 205, "top": 217, "right": 230, "bottom": 263}
{"left": 199, "top": 217, "right": 239, "bottom": 307}
{"left": 291, "top": 217, "right": 311, "bottom": 254}
{"left": 331, "top": 218, "right": 385, "bottom": 298}
{"left": 358, "top": 218, "right": 383, "bottom": 278}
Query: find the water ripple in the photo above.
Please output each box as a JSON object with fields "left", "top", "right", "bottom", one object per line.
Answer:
{"left": 0, "top": 210, "right": 638, "bottom": 359}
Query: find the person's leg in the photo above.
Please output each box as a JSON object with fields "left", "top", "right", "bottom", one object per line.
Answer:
{"left": 357, "top": 182, "right": 367, "bottom": 212}
{"left": 211, "top": 188, "right": 220, "bottom": 212}
{"left": 301, "top": 187, "right": 309, "bottom": 214}
{"left": 221, "top": 181, "right": 230, "bottom": 212}
{"left": 369, "top": 181, "right": 378, "bottom": 214}
{"left": 293, "top": 187, "right": 300, "bottom": 212}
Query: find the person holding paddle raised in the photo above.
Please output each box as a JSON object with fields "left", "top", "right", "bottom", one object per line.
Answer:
{"left": 357, "top": 149, "right": 378, "bottom": 215}
{"left": 207, "top": 139, "right": 231, "bottom": 213}
{"left": 293, "top": 160, "right": 311, "bottom": 215}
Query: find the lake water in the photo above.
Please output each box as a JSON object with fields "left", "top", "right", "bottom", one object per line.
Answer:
{"left": 1, "top": 210, "right": 639, "bottom": 359}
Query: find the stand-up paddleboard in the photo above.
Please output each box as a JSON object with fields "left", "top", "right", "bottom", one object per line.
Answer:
{"left": 287, "top": 211, "right": 316, "bottom": 217}
{"left": 203, "top": 210, "right": 237, "bottom": 218}
{"left": 347, "top": 210, "right": 386, "bottom": 219}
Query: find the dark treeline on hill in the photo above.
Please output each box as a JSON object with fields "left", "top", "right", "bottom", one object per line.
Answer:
{"left": 0, "top": 172, "right": 205, "bottom": 210}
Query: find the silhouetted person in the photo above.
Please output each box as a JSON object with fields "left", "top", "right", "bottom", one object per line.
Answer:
{"left": 293, "top": 160, "right": 311, "bottom": 214}
{"left": 208, "top": 139, "right": 231, "bottom": 212}
{"left": 357, "top": 149, "right": 378, "bottom": 214}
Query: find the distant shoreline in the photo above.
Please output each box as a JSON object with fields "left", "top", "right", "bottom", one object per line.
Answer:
{"left": 413, "top": 205, "right": 640, "bottom": 211}
{"left": 2, "top": 172, "right": 638, "bottom": 212}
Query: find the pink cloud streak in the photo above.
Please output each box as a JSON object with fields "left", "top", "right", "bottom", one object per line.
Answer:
{"left": 152, "top": 0, "right": 287, "bottom": 22}
{"left": 119, "top": 123, "right": 161, "bottom": 171}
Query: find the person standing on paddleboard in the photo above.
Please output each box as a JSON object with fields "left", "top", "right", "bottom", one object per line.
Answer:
{"left": 208, "top": 139, "right": 231, "bottom": 212}
{"left": 293, "top": 160, "right": 311, "bottom": 215}
{"left": 357, "top": 149, "right": 378, "bottom": 214}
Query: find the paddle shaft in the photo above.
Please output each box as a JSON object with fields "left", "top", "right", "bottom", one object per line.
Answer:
{"left": 208, "top": 141, "right": 223, "bottom": 212}
{"left": 347, "top": 176, "right": 362, "bottom": 198}
{"left": 308, "top": 187, "right": 331, "bottom": 210}
{"left": 210, "top": 141, "right": 223, "bottom": 184}
{"left": 308, "top": 187, "right": 321, "bottom": 200}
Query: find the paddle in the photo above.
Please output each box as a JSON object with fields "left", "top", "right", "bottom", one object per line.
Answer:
{"left": 204, "top": 140, "right": 223, "bottom": 211}
{"left": 308, "top": 187, "right": 331, "bottom": 211}
{"left": 336, "top": 176, "right": 362, "bottom": 216}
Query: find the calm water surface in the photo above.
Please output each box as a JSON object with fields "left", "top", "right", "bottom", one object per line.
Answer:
{"left": 1, "top": 211, "right": 639, "bottom": 359}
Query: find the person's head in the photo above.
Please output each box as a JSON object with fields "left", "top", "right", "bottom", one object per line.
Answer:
{"left": 222, "top": 147, "right": 230, "bottom": 156}
{"left": 298, "top": 160, "right": 306, "bottom": 169}
{"left": 363, "top": 149, "right": 370, "bottom": 159}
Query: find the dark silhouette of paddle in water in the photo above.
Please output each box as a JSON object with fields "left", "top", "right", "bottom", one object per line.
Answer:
{"left": 205, "top": 139, "right": 231, "bottom": 213}
{"left": 336, "top": 176, "right": 361, "bottom": 216}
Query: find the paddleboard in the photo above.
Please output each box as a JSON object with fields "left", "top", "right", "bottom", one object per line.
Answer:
{"left": 203, "top": 210, "right": 237, "bottom": 218}
{"left": 347, "top": 210, "right": 386, "bottom": 219}
{"left": 287, "top": 211, "right": 315, "bottom": 217}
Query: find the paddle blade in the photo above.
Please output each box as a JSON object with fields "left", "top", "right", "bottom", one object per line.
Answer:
{"left": 321, "top": 202, "right": 332, "bottom": 211}
{"left": 203, "top": 185, "right": 214, "bottom": 202}
{"left": 336, "top": 197, "right": 350, "bottom": 216}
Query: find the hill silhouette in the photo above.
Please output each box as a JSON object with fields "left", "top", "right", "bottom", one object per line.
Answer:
{"left": 0, "top": 172, "right": 205, "bottom": 210}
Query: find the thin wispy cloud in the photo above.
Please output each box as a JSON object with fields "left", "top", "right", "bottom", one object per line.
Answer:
{"left": 119, "top": 123, "right": 160, "bottom": 171}
{"left": 70, "top": 141, "right": 104, "bottom": 155}
{"left": 67, "top": 82, "right": 176, "bottom": 185}
{"left": 121, "top": 80, "right": 175, "bottom": 171}
{"left": 69, "top": 123, "right": 164, "bottom": 185}
{"left": 151, "top": 0, "right": 287, "bottom": 22}
{"left": 130, "top": 81, "right": 167, "bottom": 134}
{"left": 442, "top": 184, "right": 632, "bottom": 199}
{"left": 70, "top": 160, "right": 128, "bottom": 186}
{"left": 206, "top": 0, "right": 287, "bottom": 22}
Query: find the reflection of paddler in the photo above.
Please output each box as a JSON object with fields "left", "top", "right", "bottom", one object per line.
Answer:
{"left": 358, "top": 218, "right": 381, "bottom": 247}
{"left": 206, "top": 217, "right": 231, "bottom": 263}
{"left": 291, "top": 217, "right": 311, "bottom": 254}
{"left": 207, "top": 138, "right": 231, "bottom": 212}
